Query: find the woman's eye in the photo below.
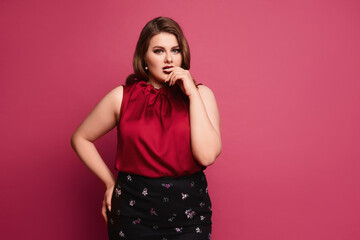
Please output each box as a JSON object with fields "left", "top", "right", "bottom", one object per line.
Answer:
{"left": 172, "top": 49, "right": 180, "bottom": 54}
{"left": 154, "top": 49, "right": 163, "bottom": 54}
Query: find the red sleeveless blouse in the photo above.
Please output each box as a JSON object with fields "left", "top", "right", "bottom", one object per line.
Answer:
{"left": 115, "top": 80, "right": 203, "bottom": 178}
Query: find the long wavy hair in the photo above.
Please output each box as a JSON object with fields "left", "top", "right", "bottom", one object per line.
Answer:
{"left": 126, "top": 17, "right": 191, "bottom": 85}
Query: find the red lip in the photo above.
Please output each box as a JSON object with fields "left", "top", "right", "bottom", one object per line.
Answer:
{"left": 163, "top": 66, "right": 173, "bottom": 70}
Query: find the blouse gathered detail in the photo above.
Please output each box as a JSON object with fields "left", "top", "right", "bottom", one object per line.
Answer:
{"left": 115, "top": 80, "right": 203, "bottom": 178}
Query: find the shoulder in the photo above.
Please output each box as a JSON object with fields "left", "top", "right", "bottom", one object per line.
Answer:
{"left": 196, "top": 84, "right": 219, "bottom": 114}
{"left": 111, "top": 85, "right": 124, "bottom": 93}
{"left": 108, "top": 85, "right": 124, "bottom": 102}
{"left": 100, "top": 85, "right": 123, "bottom": 112}
{"left": 197, "top": 84, "right": 216, "bottom": 100}
{"left": 105, "top": 85, "right": 124, "bottom": 123}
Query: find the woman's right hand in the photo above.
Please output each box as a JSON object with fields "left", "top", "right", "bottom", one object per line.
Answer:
{"left": 102, "top": 184, "right": 114, "bottom": 224}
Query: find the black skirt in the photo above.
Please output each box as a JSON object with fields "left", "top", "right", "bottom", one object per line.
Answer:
{"left": 106, "top": 170, "right": 212, "bottom": 240}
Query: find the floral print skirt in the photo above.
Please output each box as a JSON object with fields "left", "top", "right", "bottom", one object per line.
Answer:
{"left": 106, "top": 170, "right": 212, "bottom": 240}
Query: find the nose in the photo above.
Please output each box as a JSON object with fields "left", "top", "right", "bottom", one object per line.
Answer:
{"left": 165, "top": 52, "right": 173, "bottom": 63}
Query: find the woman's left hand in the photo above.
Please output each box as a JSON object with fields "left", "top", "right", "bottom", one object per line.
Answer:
{"left": 164, "top": 67, "right": 198, "bottom": 97}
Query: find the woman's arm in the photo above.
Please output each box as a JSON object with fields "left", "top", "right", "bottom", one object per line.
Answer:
{"left": 70, "top": 86, "right": 123, "bottom": 188}
{"left": 189, "top": 85, "right": 222, "bottom": 166}
{"left": 165, "top": 67, "right": 222, "bottom": 167}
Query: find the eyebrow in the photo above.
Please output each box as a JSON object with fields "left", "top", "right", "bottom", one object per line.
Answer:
{"left": 152, "top": 45, "right": 180, "bottom": 49}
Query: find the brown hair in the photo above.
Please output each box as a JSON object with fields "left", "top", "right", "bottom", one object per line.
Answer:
{"left": 126, "top": 16, "right": 191, "bottom": 85}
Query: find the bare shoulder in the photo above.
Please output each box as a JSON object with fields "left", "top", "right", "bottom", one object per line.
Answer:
{"left": 101, "top": 85, "right": 123, "bottom": 107}
{"left": 197, "top": 84, "right": 217, "bottom": 101}
{"left": 110, "top": 85, "right": 123, "bottom": 101}
{"left": 196, "top": 84, "right": 220, "bottom": 134}
{"left": 108, "top": 86, "right": 123, "bottom": 122}
{"left": 196, "top": 84, "right": 220, "bottom": 115}
{"left": 71, "top": 85, "right": 124, "bottom": 142}
{"left": 95, "top": 85, "right": 124, "bottom": 123}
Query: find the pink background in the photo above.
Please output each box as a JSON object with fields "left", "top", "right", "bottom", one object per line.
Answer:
{"left": 1, "top": 0, "right": 360, "bottom": 239}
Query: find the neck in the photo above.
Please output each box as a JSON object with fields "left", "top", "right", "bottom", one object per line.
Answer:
{"left": 147, "top": 78, "right": 165, "bottom": 89}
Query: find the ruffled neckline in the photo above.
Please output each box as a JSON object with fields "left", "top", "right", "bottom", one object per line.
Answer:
{"left": 137, "top": 80, "right": 173, "bottom": 97}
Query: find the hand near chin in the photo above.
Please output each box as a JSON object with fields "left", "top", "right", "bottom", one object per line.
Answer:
{"left": 164, "top": 67, "right": 198, "bottom": 97}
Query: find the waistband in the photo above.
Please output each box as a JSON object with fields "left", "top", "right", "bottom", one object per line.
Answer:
{"left": 116, "top": 170, "right": 206, "bottom": 181}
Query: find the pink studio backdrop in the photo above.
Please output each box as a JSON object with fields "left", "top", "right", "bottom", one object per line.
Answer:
{"left": 1, "top": 0, "right": 359, "bottom": 239}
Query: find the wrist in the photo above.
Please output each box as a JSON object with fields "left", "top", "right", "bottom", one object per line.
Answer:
{"left": 104, "top": 179, "right": 115, "bottom": 189}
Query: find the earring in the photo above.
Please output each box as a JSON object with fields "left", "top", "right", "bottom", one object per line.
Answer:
{"left": 145, "top": 66, "right": 148, "bottom": 70}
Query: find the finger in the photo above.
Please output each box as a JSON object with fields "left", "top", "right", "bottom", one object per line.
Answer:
{"left": 169, "top": 71, "right": 181, "bottom": 85}
{"left": 106, "top": 196, "right": 111, "bottom": 212}
{"left": 164, "top": 67, "right": 178, "bottom": 80}
{"left": 165, "top": 68, "right": 182, "bottom": 82}
{"left": 172, "top": 66, "right": 183, "bottom": 71}
{"left": 169, "top": 74, "right": 177, "bottom": 86}
{"left": 102, "top": 203, "right": 108, "bottom": 223}
{"left": 104, "top": 187, "right": 113, "bottom": 211}
{"left": 167, "top": 73, "right": 175, "bottom": 84}
{"left": 102, "top": 210, "right": 107, "bottom": 223}
{"left": 170, "top": 72, "right": 184, "bottom": 86}
{"left": 165, "top": 70, "right": 174, "bottom": 82}
{"left": 163, "top": 67, "right": 174, "bottom": 73}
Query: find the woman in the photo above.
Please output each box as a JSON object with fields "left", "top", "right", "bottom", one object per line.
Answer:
{"left": 71, "top": 16, "right": 221, "bottom": 240}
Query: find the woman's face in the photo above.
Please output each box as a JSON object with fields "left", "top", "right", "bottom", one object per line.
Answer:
{"left": 144, "top": 32, "right": 182, "bottom": 88}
